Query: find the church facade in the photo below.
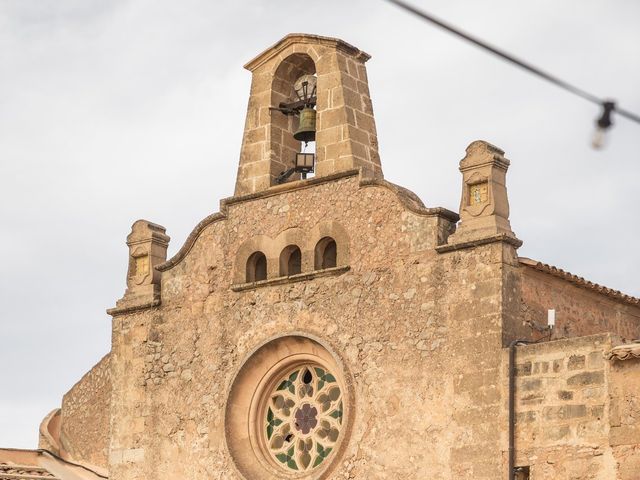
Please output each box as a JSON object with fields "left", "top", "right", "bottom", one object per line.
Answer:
{"left": 4, "top": 34, "right": 640, "bottom": 480}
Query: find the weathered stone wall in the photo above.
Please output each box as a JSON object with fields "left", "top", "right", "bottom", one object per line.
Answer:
{"left": 107, "top": 172, "right": 523, "bottom": 479}
{"left": 108, "top": 311, "right": 150, "bottom": 479}
{"left": 519, "top": 267, "right": 640, "bottom": 341}
{"left": 609, "top": 354, "right": 640, "bottom": 479}
{"left": 508, "top": 334, "right": 616, "bottom": 479}
{"left": 60, "top": 353, "right": 111, "bottom": 468}
{"left": 105, "top": 176, "right": 640, "bottom": 480}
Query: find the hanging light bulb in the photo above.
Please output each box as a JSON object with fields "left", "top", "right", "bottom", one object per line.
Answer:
{"left": 592, "top": 101, "right": 615, "bottom": 149}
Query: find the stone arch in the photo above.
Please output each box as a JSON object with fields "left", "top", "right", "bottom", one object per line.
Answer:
{"left": 235, "top": 34, "right": 382, "bottom": 196}
{"left": 273, "top": 227, "right": 310, "bottom": 273}
{"left": 279, "top": 244, "right": 302, "bottom": 276}
{"left": 314, "top": 237, "right": 337, "bottom": 270}
{"left": 309, "top": 221, "right": 350, "bottom": 268}
{"left": 246, "top": 251, "right": 267, "bottom": 282}
{"left": 269, "top": 53, "right": 317, "bottom": 182}
{"left": 235, "top": 235, "right": 276, "bottom": 284}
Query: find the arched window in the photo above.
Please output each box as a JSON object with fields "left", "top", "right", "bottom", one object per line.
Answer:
{"left": 246, "top": 251, "right": 267, "bottom": 282}
{"left": 279, "top": 245, "right": 302, "bottom": 276}
{"left": 315, "top": 237, "right": 337, "bottom": 270}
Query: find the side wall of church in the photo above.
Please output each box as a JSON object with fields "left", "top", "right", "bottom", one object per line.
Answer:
{"left": 609, "top": 352, "right": 640, "bottom": 480}
{"left": 109, "top": 310, "right": 151, "bottom": 479}
{"left": 518, "top": 268, "right": 640, "bottom": 341}
{"left": 507, "top": 333, "right": 640, "bottom": 480}
{"left": 59, "top": 353, "right": 111, "bottom": 468}
{"left": 107, "top": 174, "right": 518, "bottom": 480}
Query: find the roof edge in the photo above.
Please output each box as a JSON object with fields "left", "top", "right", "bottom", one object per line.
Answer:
{"left": 606, "top": 342, "right": 640, "bottom": 361}
{"left": 519, "top": 257, "right": 640, "bottom": 306}
{"left": 244, "top": 33, "right": 371, "bottom": 71}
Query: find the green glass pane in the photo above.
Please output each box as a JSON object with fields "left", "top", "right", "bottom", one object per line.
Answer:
{"left": 318, "top": 380, "right": 325, "bottom": 390}
{"left": 322, "top": 447, "right": 333, "bottom": 459}
{"left": 267, "top": 408, "right": 274, "bottom": 421}
{"left": 267, "top": 424, "right": 273, "bottom": 439}
{"left": 324, "top": 373, "right": 336, "bottom": 383}
{"left": 276, "top": 453, "right": 288, "bottom": 463}
{"left": 273, "top": 418, "right": 283, "bottom": 426}
{"left": 289, "top": 371, "right": 299, "bottom": 382}
{"left": 287, "top": 445, "right": 295, "bottom": 457}
{"left": 314, "top": 367, "right": 325, "bottom": 377}
{"left": 277, "top": 380, "right": 288, "bottom": 391}
{"left": 287, "top": 459, "right": 299, "bottom": 470}
{"left": 313, "top": 455, "right": 324, "bottom": 468}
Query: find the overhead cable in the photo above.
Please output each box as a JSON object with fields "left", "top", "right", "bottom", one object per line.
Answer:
{"left": 385, "top": 0, "right": 640, "bottom": 126}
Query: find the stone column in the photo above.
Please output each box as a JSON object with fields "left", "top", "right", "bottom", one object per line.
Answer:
{"left": 110, "top": 220, "right": 170, "bottom": 313}
{"left": 447, "top": 140, "right": 519, "bottom": 246}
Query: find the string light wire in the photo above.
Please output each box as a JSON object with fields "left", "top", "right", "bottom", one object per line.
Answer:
{"left": 385, "top": 0, "right": 640, "bottom": 126}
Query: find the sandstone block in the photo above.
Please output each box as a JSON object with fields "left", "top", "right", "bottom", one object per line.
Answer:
{"left": 567, "top": 371, "right": 604, "bottom": 387}
{"left": 568, "top": 355, "right": 586, "bottom": 370}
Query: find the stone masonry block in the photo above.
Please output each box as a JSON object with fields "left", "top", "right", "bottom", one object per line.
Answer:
{"left": 325, "top": 140, "right": 352, "bottom": 161}
{"left": 553, "top": 359, "right": 563, "bottom": 373}
{"left": 355, "top": 110, "right": 375, "bottom": 133}
{"left": 520, "top": 393, "right": 545, "bottom": 405}
{"left": 543, "top": 424, "right": 571, "bottom": 441}
{"left": 520, "top": 379, "right": 542, "bottom": 392}
{"left": 557, "top": 390, "right": 574, "bottom": 401}
{"left": 588, "top": 351, "right": 604, "bottom": 369}
{"left": 315, "top": 125, "right": 342, "bottom": 145}
{"left": 543, "top": 404, "right": 587, "bottom": 421}
{"left": 516, "top": 362, "right": 532, "bottom": 376}
{"left": 567, "top": 355, "right": 586, "bottom": 370}
{"left": 516, "top": 411, "right": 537, "bottom": 424}
{"left": 567, "top": 371, "right": 604, "bottom": 387}
{"left": 318, "top": 108, "right": 348, "bottom": 131}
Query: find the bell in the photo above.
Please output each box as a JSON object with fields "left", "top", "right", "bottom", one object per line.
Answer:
{"left": 294, "top": 107, "right": 316, "bottom": 143}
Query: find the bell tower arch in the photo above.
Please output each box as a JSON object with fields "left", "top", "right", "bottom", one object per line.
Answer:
{"left": 234, "top": 34, "right": 383, "bottom": 196}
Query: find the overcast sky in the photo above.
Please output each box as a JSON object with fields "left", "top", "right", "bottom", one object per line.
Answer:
{"left": 1, "top": 0, "right": 639, "bottom": 449}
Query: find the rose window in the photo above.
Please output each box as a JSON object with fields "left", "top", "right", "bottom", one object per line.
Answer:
{"left": 264, "top": 365, "right": 343, "bottom": 472}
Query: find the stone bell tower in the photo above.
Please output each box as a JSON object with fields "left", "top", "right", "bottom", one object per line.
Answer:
{"left": 234, "top": 34, "right": 383, "bottom": 196}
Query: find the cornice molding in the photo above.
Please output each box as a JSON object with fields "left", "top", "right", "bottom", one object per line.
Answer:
{"left": 106, "top": 298, "right": 160, "bottom": 317}
{"left": 435, "top": 233, "right": 523, "bottom": 253}
{"left": 231, "top": 265, "right": 350, "bottom": 292}
{"left": 244, "top": 33, "right": 370, "bottom": 72}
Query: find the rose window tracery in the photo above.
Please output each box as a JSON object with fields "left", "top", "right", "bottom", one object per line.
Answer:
{"left": 264, "top": 365, "right": 343, "bottom": 472}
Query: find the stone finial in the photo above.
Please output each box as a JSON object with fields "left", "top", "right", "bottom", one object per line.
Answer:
{"left": 446, "top": 140, "right": 519, "bottom": 245}
{"left": 112, "top": 220, "right": 170, "bottom": 312}
{"left": 234, "top": 34, "right": 383, "bottom": 196}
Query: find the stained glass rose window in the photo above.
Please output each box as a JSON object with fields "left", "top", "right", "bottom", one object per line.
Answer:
{"left": 264, "top": 365, "right": 343, "bottom": 472}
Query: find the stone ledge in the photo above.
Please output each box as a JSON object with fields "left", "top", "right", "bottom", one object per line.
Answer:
{"left": 435, "top": 233, "right": 523, "bottom": 253}
{"left": 106, "top": 299, "right": 160, "bottom": 317}
{"left": 231, "top": 265, "right": 350, "bottom": 292}
{"left": 243, "top": 33, "right": 371, "bottom": 71}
